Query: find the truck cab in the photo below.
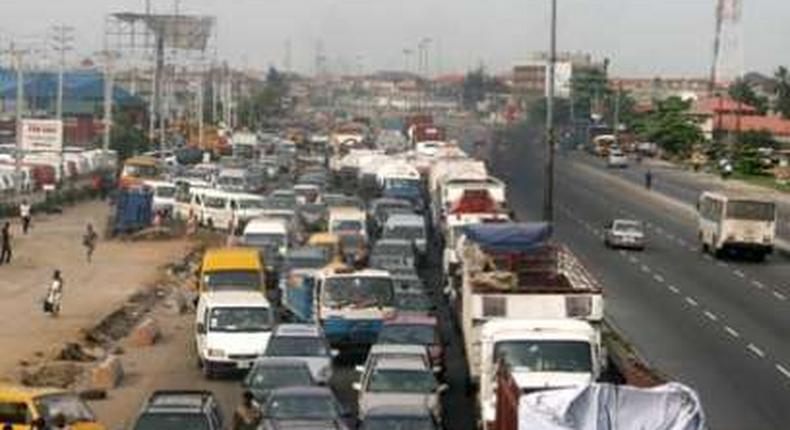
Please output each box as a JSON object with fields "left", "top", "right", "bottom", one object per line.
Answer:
{"left": 478, "top": 319, "right": 601, "bottom": 428}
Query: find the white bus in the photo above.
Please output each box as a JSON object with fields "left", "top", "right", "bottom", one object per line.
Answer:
{"left": 698, "top": 191, "right": 777, "bottom": 260}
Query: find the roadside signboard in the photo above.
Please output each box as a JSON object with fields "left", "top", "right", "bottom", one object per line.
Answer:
{"left": 19, "top": 119, "right": 63, "bottom": 152}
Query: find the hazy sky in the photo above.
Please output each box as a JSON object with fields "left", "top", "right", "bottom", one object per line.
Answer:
{"left": 1, "top": 0, "right": 787, "bottom": 77}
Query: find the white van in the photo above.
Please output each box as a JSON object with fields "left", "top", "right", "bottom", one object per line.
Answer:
{"left": 328, "top": 206, "right": 367, "bottom": 239}
{"left": 143, "top": 180, "right": 177, "bottom": 216}
{"left": 186, "top": 189, "right": 266, "bottom": 230}
{"left": 195, "top": 290, "right": 274, "bottom": 377}
{"left": 242, "top": 217, "right": 290, "bottom": 274}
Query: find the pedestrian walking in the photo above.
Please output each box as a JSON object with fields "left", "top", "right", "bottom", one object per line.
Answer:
{"left": 19, "top": 199, "right": 31, "bottom": 234}
{"left": 82, "top": 224, "right": 98, "bottom": 263}
{"left": 232, "top": 391, "right": 261, "bottom": 430}
{"left": 44, "top": 270, "right": 63, "bottom": 317}
{"left": 0, "top": 222, "right": 11, "bottom": 264}
{"left": 645, "top": 169, "right": 653, "bottom": 190}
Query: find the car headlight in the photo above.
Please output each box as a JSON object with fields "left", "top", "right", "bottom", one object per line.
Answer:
{"left": 207, "top": 348, "right": 225, "bottom": 358}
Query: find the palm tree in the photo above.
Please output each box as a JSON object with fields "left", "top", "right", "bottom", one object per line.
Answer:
{"left": 774, "top": 66, "right": 790, "bottom": 118}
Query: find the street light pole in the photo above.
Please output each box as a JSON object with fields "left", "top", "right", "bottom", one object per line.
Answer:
{"left": 543, "top": 0, "right": 557, "bottom": 225}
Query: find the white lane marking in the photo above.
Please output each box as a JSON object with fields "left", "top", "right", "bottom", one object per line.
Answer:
{"left": 677, "top": 238, "right": 687, "bottom": 246}
{"left": 773, "top": 291, "right": 787, "bottom": 301}
{"left": 703, "top": 311, "right": 719, "bottom": 322}
{"left": 703, "top": 254, "right": 713, "bottom": 261}
{"left": 640, "top": 264, "right": 651, "bottom": 273}
{"left": 717, "top": 261, "right": 728, "bottom": 268}
{"left": 685, "top": 297, "right": 699, "bottom": 307}
{"left": 668, "top": 285, "right": 680, "bottom": 294}
{"left": 666, "top": 234, "right": 675, "bottom": 241}
{"left": 752, "top": 280, "right": 766, "bottom": 289}
{"left": 733, "top": 270, "right": 746, "bottom": 279}
{"left": 747, "top": 343, "right": 766, "bottom": 359}
{"left": 653, "top": 274, "right": 665, "bottom": 283}
{"left": 618, "top": 250, "right": 627, "bottom": 257}
{"left": 724, "top": 326, "right": 740, "bottom": 338}
{"left": 628, "top": 256, "right": 638, "bottom": 264}
{"left": 776, "top": 364, "right": 790, "bottom": 380}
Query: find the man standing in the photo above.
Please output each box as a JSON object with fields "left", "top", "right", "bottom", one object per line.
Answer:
{"left": 44, "top": 270, "right": 64, "bottom": 317}
{"left": 232, "top": 391, "right": 261, "bottom": 430}
{"left": 83, "top": 224, "right": 98, "bottom": 263}
{"left": 19, "top": 199, "right": 31, "bottom": 234}
{"left": 0, "top": 222, "right": 11, "bottom": 264}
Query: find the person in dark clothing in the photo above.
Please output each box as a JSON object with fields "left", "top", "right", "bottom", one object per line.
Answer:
{"left": 645, "top": 169, "right": 653, "bottom": 190}
{"left": 83, "top": 224, "right": 98, "bottom": 263}
{"left": 1, "top": 222, "right": 11, "bottom": 264}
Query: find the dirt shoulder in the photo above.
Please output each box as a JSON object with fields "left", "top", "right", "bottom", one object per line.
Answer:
{"left": 0, "top": 200, "right": 194, "bottom": 380}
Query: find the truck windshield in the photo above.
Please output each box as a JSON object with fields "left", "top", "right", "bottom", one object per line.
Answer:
{"left": 204, "top": 270, "right": 261, "bottom": 290}
{"left": 384, "top": 225, "right": 424, "bottom": 240}
{"left": 332, "top": 220, "right": 364, "bottom": 233}
{"left": 323, "top": 276, "right": 394, "bottom": 308}
{"left": 209, "top": 307, "right": 271, "bottom": 332}
{"left": 726, "top": 201, "right": 776, "bottom": 221}
{"left": 494, "top": 340, "right": 593, "bottom": 373}
{"left": 367, "top": 369, "right": 437, "bottom": 393}
{"left": 156, "top": 186, "right": 176, "bottom": 198}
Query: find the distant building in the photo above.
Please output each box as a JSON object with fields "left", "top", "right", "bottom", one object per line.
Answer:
{"left": 512, "top": 52, "right": 606, "bottom": 103}
{"left": 611, "top": 77, "right": 710, "bottom": 105}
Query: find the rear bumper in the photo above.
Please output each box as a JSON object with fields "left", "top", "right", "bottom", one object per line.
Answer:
{"left": 722, "top": 242, "right": 773, "bottom": 254}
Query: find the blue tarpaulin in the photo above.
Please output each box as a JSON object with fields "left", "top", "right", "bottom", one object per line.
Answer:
{"left": 462, "top": 222, "right": 552, "bottom": 253}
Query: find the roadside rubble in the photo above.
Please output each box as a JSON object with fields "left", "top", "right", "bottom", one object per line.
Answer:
{"left": 14, "top": 243, "right": 208, "bottom": 397}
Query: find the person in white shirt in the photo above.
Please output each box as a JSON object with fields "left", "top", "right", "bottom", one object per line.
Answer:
{"left": 19, "top": 199, "right": 31, "bottom": 234}
{"left": 45, "top": 270, "right": 63, "bottom": 317}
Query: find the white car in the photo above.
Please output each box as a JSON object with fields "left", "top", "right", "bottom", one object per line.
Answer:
{"left": 353, "top": 356, "right": 447, "bottom": 421}
{"left": 264, "top": 323, "right": 337, "bottom": 385}
{"left": 607, "top": 150, "right": 629, "bottom": 168}
{"left": 195, "top": 290, "right": 274, "bottom": 378}
{"left": 604, "top": 219, "right": 646, "bottom": 250}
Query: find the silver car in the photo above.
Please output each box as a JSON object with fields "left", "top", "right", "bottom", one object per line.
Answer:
{"left": 604, "top": 219, "right": 646, "bottom": 250}
{"left": 259, "top": 386, "right": 353, "bottom": 430}
{"left": 353, "top": 356, "right": 447, "bottom": 422}
{"left": 264, "top": 324, "right": 337, "bottom": 384}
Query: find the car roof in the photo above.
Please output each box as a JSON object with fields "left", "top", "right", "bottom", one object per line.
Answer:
{"left": 269, "top": 386, "right": 333, "bottom": 397}
{"left": 369, "top": 343, "right": 427, "bottom": 356}
{"left": 252, "top": 357, "right": 312, "bottom": 369}
{"left": 0, "top": 385, "right": 69, "bottom": 401}
{"left": 244, "top": 217, "right": 288, "bottom": 233}
{"left": 200, "top": 290, "right": 271, "bottom": 307}
{"left": 373, "top": 356, "right": 429, "bottom": 371}
{"left": 274, "top": 323, "right": 322, "bottom": 337}
{"left": 365, "top": 404, "right": 433, "bottom": 418}
{"left": 385, "top": 214, "right": 424, "bottom": 226}
{"left": 146, "top": 390, "right": 213, "bottom": 410}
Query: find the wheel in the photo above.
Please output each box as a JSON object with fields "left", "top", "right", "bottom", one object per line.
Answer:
{"left": 202, "top": 360, "right": 215, "bottom": 379}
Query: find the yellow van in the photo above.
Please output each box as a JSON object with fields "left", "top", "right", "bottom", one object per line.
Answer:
{"left": 199, "top": 247, "right": 265, "bottom": 293}
{"left": 0, "top": 385, "right": 105, "bottom": 430}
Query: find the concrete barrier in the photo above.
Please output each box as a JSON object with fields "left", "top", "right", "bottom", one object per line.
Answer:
{"left": 127, "top": 318, "right": 161, "bottom": 348}
{"left": 89, "top": 355, "right": 124, "bottom": 390}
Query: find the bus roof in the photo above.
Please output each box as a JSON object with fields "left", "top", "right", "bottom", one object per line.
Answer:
{"left": 202, "top": 247, "right": 261, "bottom": 272}
{"left": 700, "top": 190, "right": 775, "bottom": 203}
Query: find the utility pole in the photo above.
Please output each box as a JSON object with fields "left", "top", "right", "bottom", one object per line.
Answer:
{"left": 543, "top": 0, "right": 557, "bottom": 225}
{"left": 51, "top": 25, "right": 74, "bottom": 120}
{"left": 5, "top": 43, "right": 29, "bottom": 195}
{"left": 97, "top": 51, "right": 119, "bottom": 155}
{"left": 613, "top": 84, "right": 621, "bottom": 147}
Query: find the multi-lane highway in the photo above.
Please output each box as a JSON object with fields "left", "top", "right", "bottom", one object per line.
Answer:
{"left": 490, "top": 125, "right": 790, "bottom": 430}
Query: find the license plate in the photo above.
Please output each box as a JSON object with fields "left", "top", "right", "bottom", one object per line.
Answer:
{"left": 237, "top": 361, "right": 252, "bottom": 369}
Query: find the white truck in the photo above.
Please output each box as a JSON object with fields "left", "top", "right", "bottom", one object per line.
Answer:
{"left": 454, "top": 223, "right": 604, "bottom": 427}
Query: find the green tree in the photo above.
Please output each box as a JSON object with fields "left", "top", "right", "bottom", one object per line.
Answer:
{"left": 638, "top": 97, "right": 702, "bottom": 157}
{"left": 461, "top": 67, "right": 505, "bottom": 111}
{"left": 100, "top": 109, "right": 150, "bottom": 160}
{"left": 775, "top": 66, "right": 790, "bottom": 119}
{"left": 729, "top": 79, "right": 768, "bottom": 114}
{"left": 238, "top": 67, "right": 290, "bottom": 128}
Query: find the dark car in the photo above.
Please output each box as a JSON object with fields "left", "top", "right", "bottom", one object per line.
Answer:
{"left": 368, "top": 198, "right": 415, "bottom": 237}
{"left": 242, "top": 357, "right": 316, "bottom": 402}
{"left": 395, "top": 289, "right": 436, "bottom": 316}
{"left": 377, "top": 316, "right": 443, "bottom": 373}
{"left": 259, "top": 386, "right": 354, "bottom": 430}
{"left": 132, "top": 390, "right": 223, "bottom": 430}
{"left": 360, "top": 405, "right": 439, "bottom": 430}
{"left": 370, "top": 239, "right": 416, "bottom": 273}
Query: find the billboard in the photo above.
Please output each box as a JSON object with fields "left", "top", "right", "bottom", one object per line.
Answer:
{"left": 19, "top": 119, "right": 63, "bottom": 152}
{"left": 546, "top": 61, "right": 573, "bottom": 99}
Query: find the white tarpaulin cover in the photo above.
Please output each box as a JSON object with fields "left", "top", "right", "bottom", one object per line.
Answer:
{"left": 518, "top": 383, "right": 706, "bottom": 430}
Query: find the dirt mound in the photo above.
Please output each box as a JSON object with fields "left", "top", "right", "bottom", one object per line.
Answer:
{"left": 21, "top": 362, "right": 84, "bottom": 388}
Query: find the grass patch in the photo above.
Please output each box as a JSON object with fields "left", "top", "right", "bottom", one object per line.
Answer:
{"left": 732, "top": 173, "right": 790, "bottom": 193}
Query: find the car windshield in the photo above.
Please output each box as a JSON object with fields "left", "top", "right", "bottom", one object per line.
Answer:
{"left": 287, "top": 253, "right": 329, "bottom": 269}
{"left": 363, "top": 416, "right": 436, "bottom": 430}
{"left": 245, "top": 365, "right": 314, "bottom": 390}
{"left": 204, "top": 196, "right": 227, "bottom": 209}
{"left": 323, "top": 276, "right": 394, "bottom": 308}
{"left": 613, "top": 221, "right": 643, "bottom": 234}
{"left": 379, "top": 324, "right": 435, "bottom": 345}
{"left": 244, "top": 233, "right": 286, "bottom": 247}
{"left": 493, "top": 340, "right": 593, "bottom": 373}
{"left": 239, "top": 199, "right": 265, "bottom": 209}
{"left": 219, "top": 176, "right": 245, "bottom": 186}
{"left": 204, "top": 270, "right": 261, "bottom": 290}
{"left": 209, "top": 307, "right": 271, "bottom": 332}
{"left": 395, "top": 293, "right": 433, "bottom": 312}
{"left": 367, "top": 369, "right": 437, "bottom": 393}
{"left": 726, "top": 200, "right": 776, "bottom": 221}
{"left": 267, "top": 394, "right": 338, "bottom": 420}
{"left": 384, "top": 225, "right": 424, "bottom": 240}
{"left": 373, "top": 243, "right": 413, "bottom": 257}
{"left": 134, "top": 413, "right": 210, "bottom": 430}
{"left": 34, "top": 394, "right": 95, "bottom": 424}
{"left": 156, "top": 186, "right": 176, "bottom": 198}
{"left": 340, "top": 234, "right": 364, "bottom": 249}
{"left": 267, "top": 336, "right": 327, "bottom": 357}
{"left": 386, "top": 178, "right": 421, "bottom": 190}
{"left": 332, "top": 219, "right": 364, "bottom": 233}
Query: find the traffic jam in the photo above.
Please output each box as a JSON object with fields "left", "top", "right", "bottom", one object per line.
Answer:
{"left": 113, "top": 116, "right": 706, "bottom": 430}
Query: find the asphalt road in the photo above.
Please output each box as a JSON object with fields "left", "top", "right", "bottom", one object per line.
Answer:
{"left": 490, "top": 125, "right": 790, "bottom": 430}
{"left": 569, "top": 151, "right": 790, "bottom": 242}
